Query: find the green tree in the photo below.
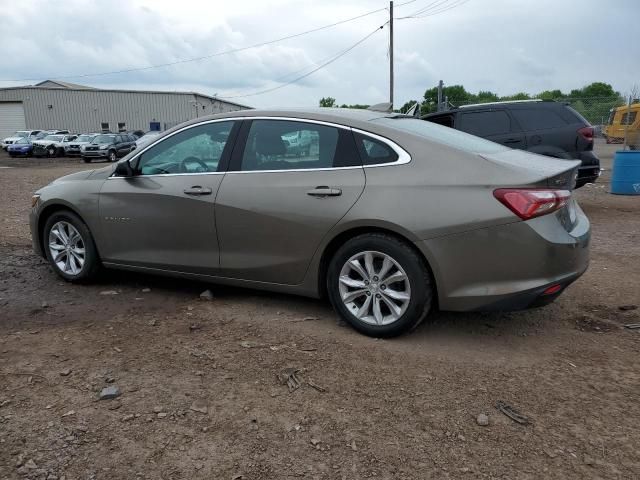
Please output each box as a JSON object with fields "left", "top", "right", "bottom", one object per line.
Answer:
{"left": 579, "top": 82, "right": 617, "bottom": 98}
{"left": 474, "top": 90, "right": 499, "bottom": 103}
{"left": 319, "top": 97, "right": 336, "bottom": 108}
{"left": 423, "top": 84, "right": 471, "bottom": 104}
{"left": 538, "top": 89, "right": 564, "bottom": 99}
{"left": 500, "top": 92, "right": 531, "bottom": 101}
{"left": 399, "top": 100, "right": 420, "bottom": 113}
{"left": 339, "top": 104, "right": 370, "bottom": 109}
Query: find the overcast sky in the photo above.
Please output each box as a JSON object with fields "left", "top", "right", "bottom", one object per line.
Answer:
{"left": 0, "top": 0, "right": 637, "bottom": 108}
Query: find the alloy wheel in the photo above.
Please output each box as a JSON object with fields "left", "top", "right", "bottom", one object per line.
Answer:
{"left": 48, "top": 221, "right": 85, "bottom": 276}
{"left": 338, "top": 250, "right": 411, "bottom": 326}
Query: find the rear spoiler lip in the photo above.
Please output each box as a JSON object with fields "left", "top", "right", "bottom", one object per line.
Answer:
{"left": 478, "top": 152, "right": 581, "bottom": 190}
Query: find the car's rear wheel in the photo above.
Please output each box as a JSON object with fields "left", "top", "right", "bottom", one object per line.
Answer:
{"left": 327, "top": 233, "right": 433, "bottom": 337}
{"left": 108, "top": 150, "right": 117, "bottom": 162}
{"left": 43, "top": 211, "right": 100, "bottom": 282}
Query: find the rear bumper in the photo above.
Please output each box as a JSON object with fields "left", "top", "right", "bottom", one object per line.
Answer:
{"left": 576, "top": 151, "right": 601, "bottom": 186}
{"left": 416, "top": 201, "right": 590, "bottom": 312}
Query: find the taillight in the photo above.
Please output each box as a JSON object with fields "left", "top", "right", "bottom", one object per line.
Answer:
{"left": 493, "top": 189, "right": 571, "bottom": 220}
{"left": 577, "top": 126, "right": 594, "bottom": 142}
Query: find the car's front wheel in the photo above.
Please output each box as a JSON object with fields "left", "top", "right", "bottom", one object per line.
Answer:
{"left": 327, "top": 233, "right": 433, "bottom": 337}
{"left": 108, "top": 150, "right": 117, "bottom": 162}
{"left": 47, "top": 146, "right": 57, "bottom": 157}
{"left": 43, "top": 211, "right": 100, "bottom": 282}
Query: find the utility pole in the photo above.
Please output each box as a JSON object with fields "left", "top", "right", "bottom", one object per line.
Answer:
{"left": 437, "top": 80, "right": 443, "bottom": 112}
{"left": 389, "top": 1, "right": 394, "bottom": 108}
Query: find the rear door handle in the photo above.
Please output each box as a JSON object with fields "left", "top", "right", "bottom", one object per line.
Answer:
{"left": 306, "top": 186, "right": 342, "bottom": 197}
{"left": 503, "top": 138, "right": 522, "bottom": 144}
{"left": 183, "top": 186, "right": 213, "bottom": 196}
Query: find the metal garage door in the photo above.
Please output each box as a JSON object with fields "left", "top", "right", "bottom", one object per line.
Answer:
{"left": 0, "top": 102, "right": 26, "bottom": 141}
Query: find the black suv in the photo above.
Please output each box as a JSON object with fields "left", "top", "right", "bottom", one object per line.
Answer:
{"left": 81, "top": 133, "right": 136, "bottom": 163}
{"left": 422, "top": 100, "right": 600, "bottom": 187}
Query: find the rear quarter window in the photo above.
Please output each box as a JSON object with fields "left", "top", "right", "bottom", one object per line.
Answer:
{"left": 353, "top": 133, "right": 398, "bottom": 165}
{"left": 456, "top": 110, "right": 512, "bottom": 136}
{"left": 510, "top": 108, "right": 568, "bottom": 130}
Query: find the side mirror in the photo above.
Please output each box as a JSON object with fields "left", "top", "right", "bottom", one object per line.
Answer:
{"left": 114, "top": 160, "right": 134, "bottom": 177}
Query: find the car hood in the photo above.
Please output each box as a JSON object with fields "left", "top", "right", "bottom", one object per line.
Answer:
{"left": 33, "top": 140, "right": 62, "bottom": 146}
{"left": 49, "top": 170, "right": 96, "bottom": 185}
{"left": 3, "top": 136, "right": 23, "bottom": 142}
{"left": 7, "top": 143, "right": 31, "bottom": 149}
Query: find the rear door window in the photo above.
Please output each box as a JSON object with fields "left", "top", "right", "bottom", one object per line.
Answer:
{"left": 238, "top": 120, "right": 359, "bottom": 171}
{"left": 511, "top": 108, "right": 568, "bottom": 130}
{"left": 456, "top": 110, "right": 512, "bottom": 136}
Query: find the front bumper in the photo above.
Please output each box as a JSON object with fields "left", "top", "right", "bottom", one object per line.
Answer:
{"left": 30, "top": 208, "right": 43, "bottom": 258}
{"left": 417, "top": 200, "right": 590, "bottom": 312}
{"left": 81, "top": 150, "right": 109, "bottom": 158}
{"left": 7, "top": 148, "right": 32, "bottom": 155}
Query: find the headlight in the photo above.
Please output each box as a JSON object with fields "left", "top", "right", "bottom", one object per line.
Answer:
{"left": 31, "top": 194, "right": 40, "bottom": 208}
{"left": 99, "top": 144, "right": 109, "bottom": 150}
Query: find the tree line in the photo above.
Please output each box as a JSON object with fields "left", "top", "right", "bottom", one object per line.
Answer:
{"left": 319, "top": 82, "right": 624, "bottom": 123}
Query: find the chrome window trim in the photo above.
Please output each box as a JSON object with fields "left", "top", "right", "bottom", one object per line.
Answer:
{"left": 108, "top": 115, "right": 411, "bottom": 179}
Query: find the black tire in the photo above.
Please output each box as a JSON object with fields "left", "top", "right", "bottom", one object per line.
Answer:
{"left": 108, "top": 150, "right": 117, "bottom": 162}
{"left": 47, "top": 145, "right": 57, "bottom": 158}
{"left": 326, "top": 233, "right": 433, "bottom": 337}
{"left": 83, "top": 157, "right": 91, "bottom": 163}
{"left": 43, "top": 210, "right": 101, "bottom": 283}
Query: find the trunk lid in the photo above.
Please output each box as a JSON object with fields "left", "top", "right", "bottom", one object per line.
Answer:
{"left": 479, "top": 149, "right": 580, "bottom": 190}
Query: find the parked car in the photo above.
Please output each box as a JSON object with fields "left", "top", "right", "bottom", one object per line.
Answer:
{"left": 422, "top": 100, "right": 600, "bottom": 188}
{"left": 282, "top": 129, "right": 314, "bottom": 156}
{"left": 32, "top": 134, "right": 78, "bottom": 157}
{"left": 64, "top": 134, "right": 98, "bottom": 156}
{"left": 1, "top": 130, "right": 42, "bottom": 149}
{"left": 6, "top": 137, "right": 34, "bottom": 157}
{"left": 81, "top": 133, "right": 136, "bottom": 163}
{"left": 135, "top": 131, "right": 162, "bottom": 149}
{"left": 126, "top": 130, "right": 145, "bottom": 139}
{"left": 30, "top": 109, "right": 590, "bottom": 337}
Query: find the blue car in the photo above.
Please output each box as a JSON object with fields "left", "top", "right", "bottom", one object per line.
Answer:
{"left": 7, "top": 137, "right": 33, "bottom": 157}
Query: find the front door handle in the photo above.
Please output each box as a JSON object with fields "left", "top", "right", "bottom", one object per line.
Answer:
{"left": 183, "top": 186, "right": 213, "bottom": 196}
{"left": 503, "top": 138, "right": 522, "bottom": 144}
{"left": 306, "top": 186, "right": 342, "bottom": 197}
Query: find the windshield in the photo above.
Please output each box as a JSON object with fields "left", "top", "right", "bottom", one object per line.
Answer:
{"left": 44, "top": 135, "right": 63, "bottom": 142}
{"left": 373, "top": 117, "right": 509, "bottom": 155}
{"left": 16, "top": 138, "right": 30, "bottom": 144}
{"left": 15, "top": 131, "right": 29, "bottom": 138}
{"left": 93, "top": 135, "right": 115, "bottom": 144}
{"left": 76, "top": 135, "right": 95, "bottom": 142}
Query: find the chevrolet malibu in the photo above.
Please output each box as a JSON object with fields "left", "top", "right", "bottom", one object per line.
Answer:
{"left": 30, "top": 109, "right": 590, "bottom": 337}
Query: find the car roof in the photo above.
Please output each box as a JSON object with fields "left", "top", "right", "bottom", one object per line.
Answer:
{"left": 168, "top": 107, "right": 405, "bottom": 131}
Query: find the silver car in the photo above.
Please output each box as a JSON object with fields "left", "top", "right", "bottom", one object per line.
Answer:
{"left": 30, "top": 109, "right": 590, "bottom": 337}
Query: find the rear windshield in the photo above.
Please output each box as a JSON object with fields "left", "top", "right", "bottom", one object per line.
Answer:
{"left": 373, "top": 117, "right": 509, "bottom": 154}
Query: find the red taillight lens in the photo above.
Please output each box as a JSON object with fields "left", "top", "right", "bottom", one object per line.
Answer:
{"left": 578, "top": 126, "right": 594, "bottom": 142}
{"left": 493, "top": 189, "right": 571, "bottom": 220}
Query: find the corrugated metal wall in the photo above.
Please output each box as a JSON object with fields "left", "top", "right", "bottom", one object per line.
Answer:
{"left": 0, "top": 87, "right": 248, "bottom": 134}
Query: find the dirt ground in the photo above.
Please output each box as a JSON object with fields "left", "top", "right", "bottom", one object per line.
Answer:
{"left": 0, "top": 141, "right": 639, "bottom": 480}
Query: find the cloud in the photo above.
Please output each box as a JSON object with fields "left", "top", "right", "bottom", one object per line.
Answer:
{"left": 0, "top": 0, "right": 637, "bottom": 108}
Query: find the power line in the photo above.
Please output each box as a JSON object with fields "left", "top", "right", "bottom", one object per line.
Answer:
{"left": 396, "top": 0, "right": 471, "bottom": 19}
{"left": 219, "top": 24, "right": 387, "bottom": 99}
{"left": 0, "top": 0, "right": 418, "bottom": 83}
